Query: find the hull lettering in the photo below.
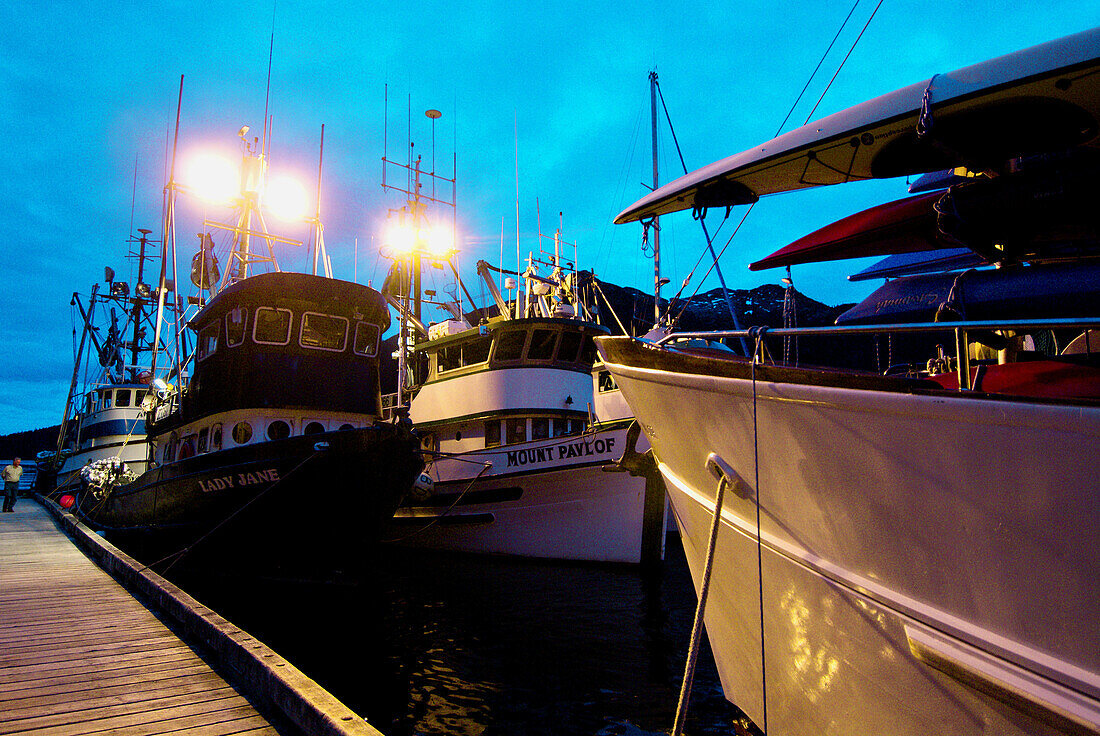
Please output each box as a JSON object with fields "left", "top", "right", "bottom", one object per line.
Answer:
{"left": 506, "top": 437, "right": 616, "bottom": 468}
{"left": 201, "top": 467, "right": 280, "bottom": 492}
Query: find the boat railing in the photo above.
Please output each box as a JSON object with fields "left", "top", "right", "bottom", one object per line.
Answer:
{"left": 656, "top": 317, "right": 1100, "bottom": 390}
{"left": 657, "top": 317, "right": 1100, "bottom": 344}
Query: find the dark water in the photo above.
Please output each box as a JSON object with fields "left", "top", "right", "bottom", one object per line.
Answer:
{"left": 156, "top": 537, "right": 752, "bottom": 736}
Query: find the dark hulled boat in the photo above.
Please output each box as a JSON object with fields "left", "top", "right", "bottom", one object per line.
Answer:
{"left": 67, "top": 119, "right": 424, "bottom": 578}
{"left": 76, "top": 272, "right": 423, "bottom": 575}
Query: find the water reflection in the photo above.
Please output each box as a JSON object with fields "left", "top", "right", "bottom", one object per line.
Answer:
{"left": 153, "top": 539, "right": 748, "bottom": 735}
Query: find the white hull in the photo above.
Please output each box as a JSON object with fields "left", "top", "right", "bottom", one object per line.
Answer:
{"left": 55, "top": 403, "right": 150, "bottom": 493}
{"left": 601, "top": 342, "right": 1099, "bottom": 734}
{"left": 56, "top": 444, "right": 150, "bottom": 493}
{"left": 393, "top": 423, "right": 662, "bottom": 564}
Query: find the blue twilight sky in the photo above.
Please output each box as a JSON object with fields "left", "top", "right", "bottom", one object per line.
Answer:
{"left": 1, "top": 1, "right": 1096, "bottom": 434}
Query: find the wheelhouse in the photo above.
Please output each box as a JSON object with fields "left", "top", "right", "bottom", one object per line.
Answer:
{"left": 416, "top": 318, "right": 605, "bottom": 382}
{"left": 159, "top": 272, "right": 391, "bottom": 428}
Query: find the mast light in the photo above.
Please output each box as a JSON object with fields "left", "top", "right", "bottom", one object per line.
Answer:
{"left": 185, "top": 153, "right": 239, "bottom": 205}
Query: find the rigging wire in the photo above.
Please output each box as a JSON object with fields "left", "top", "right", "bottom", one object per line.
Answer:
{"left": 654, "top": 78, "right": 747, "bottom": 352}
{"left": 775, "top": 0, "right": 863, "bottom": 137}
{"left": 803, "top": 0, "right": 885, "bottom": 124}
{"left": 595, "top": 87, "right": 649, "bottom": 278}
{"left": 662, "top": 0, "right": 883, "bottom": 332}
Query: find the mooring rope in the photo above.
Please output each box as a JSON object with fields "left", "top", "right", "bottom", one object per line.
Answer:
{"left": 381, "top": 459, "right": 493, "bottom": 542}
{"left": 671, "top": 459, "right": 731, "bottom": 736}
{"left": 136, "top": 447, "right": 323, "bottom": 574}
{"left": 751, "top": 332, "right": 769, "bottom": 734}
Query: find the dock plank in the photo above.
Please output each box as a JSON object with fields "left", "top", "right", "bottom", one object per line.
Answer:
{"left": 0, "top": 503, "right": 281, "bottom": 736}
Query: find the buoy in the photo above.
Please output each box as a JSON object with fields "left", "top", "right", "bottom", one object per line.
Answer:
{"left": 59, "top": 494, "right": 75, "bottom": 509}
{"left": 407, "top": 472, "right": 435, "bottom": 502}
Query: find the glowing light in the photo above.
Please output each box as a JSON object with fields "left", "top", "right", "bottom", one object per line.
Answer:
{"left": 387, "top": 223, "right": 415, "bottom": 254}
{"left": 426, "top": 225, "right": 454, "bottom": 257}
{"left": 184, "top": 153, "right": 239, "bottom": 204}
{"left": 384, "top": 221, "right": 455, "bottom": 258}
{"left": 265, "top": 176, "right": 308, "bottom": 221}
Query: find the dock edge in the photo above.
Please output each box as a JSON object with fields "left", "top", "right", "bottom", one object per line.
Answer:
{"left": 35, "top": 494, "right": 385, "bottom": 736}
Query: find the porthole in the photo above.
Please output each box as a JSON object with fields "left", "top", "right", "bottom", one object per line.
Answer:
{"left": 339, "top": 423, "right": 354, "bottom": 431}
{"left": 304, "top": 421, "right": 325, "bottom": 435}
{"left": 232, "top": 422, "right": 253, "bottom": 445}
{"left": 267, "top": 420, "right": 291, "bottom": 441}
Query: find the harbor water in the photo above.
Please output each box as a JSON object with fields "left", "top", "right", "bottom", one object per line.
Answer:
{"left": 160, "top": 535, "right": 753, "bottom": 735}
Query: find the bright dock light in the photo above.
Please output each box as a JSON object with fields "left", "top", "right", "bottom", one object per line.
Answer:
{"left": 265, "top": 176, "right": 309, "bottom": 221}
{"left": 426, "top": 225, "right": 454, "bottom": 257}
{"left": 388, "top": 223, "right": 416, "bottom": 254}
{"left": 184, "top": 153, "right": 239, "bottom": 204}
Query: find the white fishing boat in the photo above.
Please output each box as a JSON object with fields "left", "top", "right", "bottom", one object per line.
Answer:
{"left": 598, "top": 27, "right": 1100, "bottom": 735}
{"left": 46, "top": 229, "right": 171, "bottom": 496}
{"left": 379, "top": 133, "right": 665, "bottom": 564}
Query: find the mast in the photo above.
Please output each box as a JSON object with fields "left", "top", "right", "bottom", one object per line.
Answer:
{"left": 380, "top": 103, "right": 457, "bottom": 407}
{"left": 54, "top": 285, "right": 100, "bottom": 460}
{"left": 312, "top": 124, "right": 328, "bottom": 277}
{"left": 151, "top": 75, "right": 184, "bottom": 380}
{"left": 650, "top": 70, "right": 661, "bottom": 324}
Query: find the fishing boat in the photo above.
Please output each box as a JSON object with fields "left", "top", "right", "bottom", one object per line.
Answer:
{"left": 379, "top": 136, "right": 665, "bottom": 564}
{"left": 44, "top": 229, "right": 169, "bottom": 497}
{"left": 58, "top": 109, "right": 424, "bottom": 577}
{"left": 598, "top": 27, "right": 1100, "bottom": 735}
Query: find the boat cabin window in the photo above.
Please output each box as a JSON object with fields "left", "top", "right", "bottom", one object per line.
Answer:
{"left": 266, "top": 420, "right": 291, "bottom": 441}
{"left": 178, "top": 435, "right": 196, "bottom": 460}
{"left": 197, "top": 323, "right": 219, "bottom": 361}
{"left": 437, "top": 336, "right": 492, "bottom": 374}
{"left": 597, "top": 370, "right": 618, "bottom": 393}
{"left": 494, "top": 330, "right": 527, "bottom": 362}
{"left": 527, "top": 329, "right": 559, "bottom": 361}
{"left": 86, "top": 392, "right": 98, "bottom": 413}
{"left": 304, "top": 421, "right": 325, "bottom": 435}
{"left": 232, "top": 421, "right": 253, "bottom": 445}
{"left": 198, "top": 427, "right": 209, "bottom": 453}
{"left": 580, "top": 336, "right": 597, "bottom": 365}
{"left": 300, "top": 312, "right": 348, "bottom": 352}
{"left": 102, "top": 390, "right": 114, "bottom": 409}
{"left": 531, "top": 417, "right": 550, "bottom": 440}
{"left": 353, "top": 321, "right": 381, "bottom": 357}
{"left": 506, "top": 418, "right": 526, "bottom": 445}
{"left": 254, "top": 307, "right": 292, "bottom": 345}
{"left": 115, "top": 389, "right": 131, "bottom": 408}
{"left": 211, "top": 423, "right": 223, "bottom": 452}
{"left": 438, "top": 345, "right": 461, "bottom": 372}
{"left": 558, "top": 331, "right": 583, "bottom": 363}
{"left": 225, "top": 308, "right": 248, "bottom": 347}
{"left": 552, "top": 418, "right": 583, "bottom": 437}
{"left": 464, "top": 336, "right": 491, "bottom": 365}
{"left": 163, "top": 432, "right": 179, "bottom": 464}
{"left": 485, "top": 421, "right": 501, "bottom": 448}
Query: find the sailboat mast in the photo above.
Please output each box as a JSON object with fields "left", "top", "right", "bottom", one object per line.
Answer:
{"left": 650, "top": 70, "right": 661, "bottom": 324}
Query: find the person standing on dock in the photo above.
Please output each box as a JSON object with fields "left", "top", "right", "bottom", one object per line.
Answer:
{"left": 3, "top": 457, "right": 23, "bottom": 512}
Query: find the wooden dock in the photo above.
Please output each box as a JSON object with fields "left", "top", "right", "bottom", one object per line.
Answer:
{"left": 0, "top": 499, "right": 382, "bottom": 736}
